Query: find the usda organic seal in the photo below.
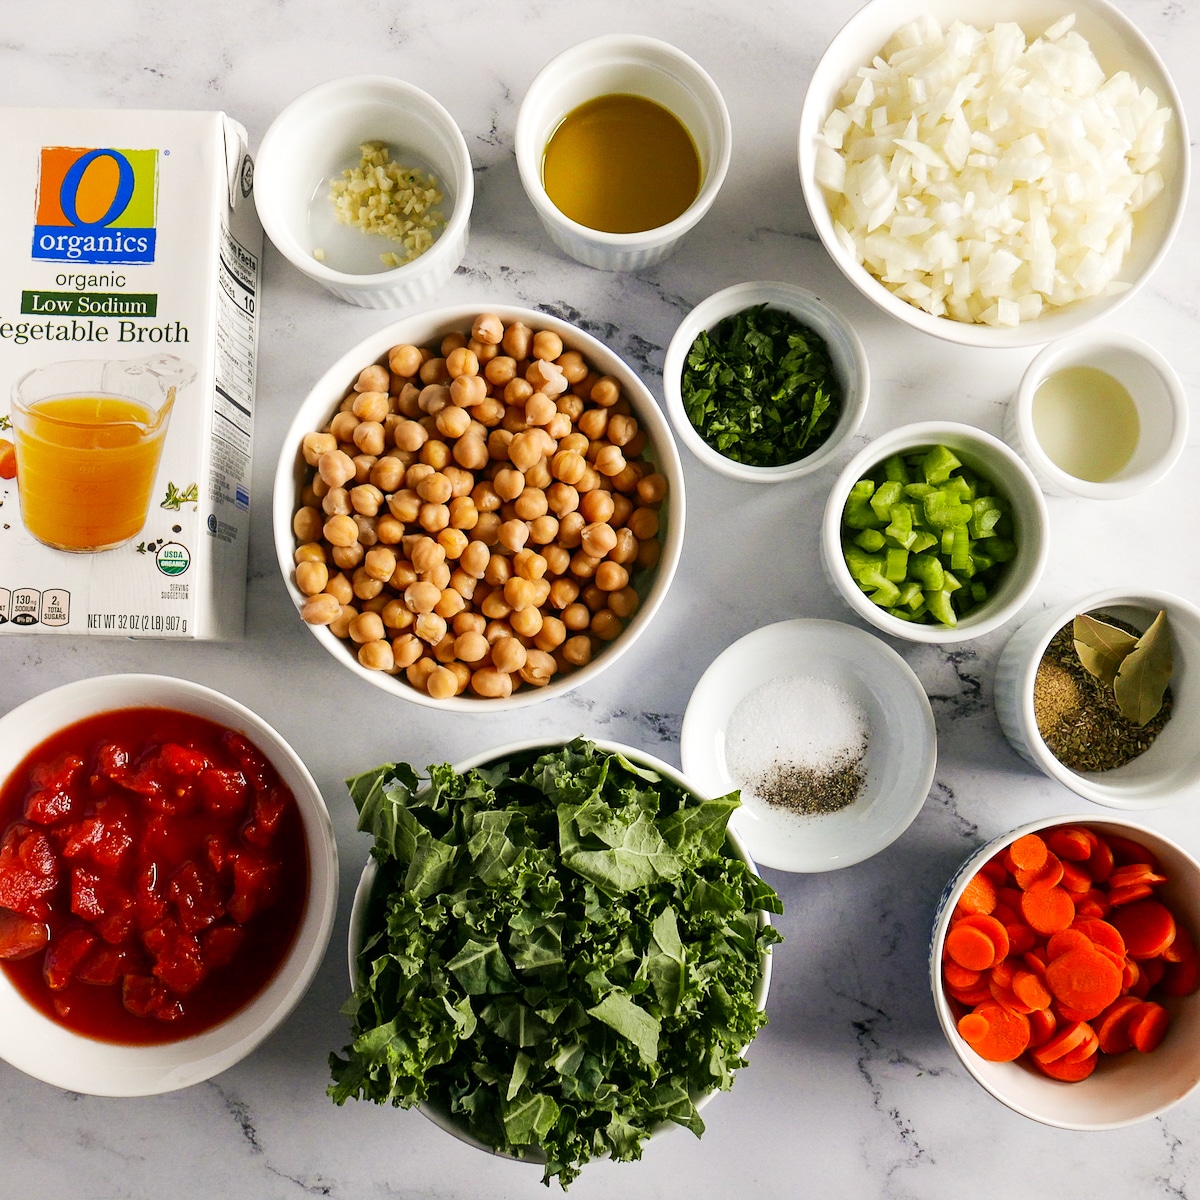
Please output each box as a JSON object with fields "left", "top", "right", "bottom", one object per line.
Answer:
{"left": 155, "top": 541, "right": 191, "bottom": 576}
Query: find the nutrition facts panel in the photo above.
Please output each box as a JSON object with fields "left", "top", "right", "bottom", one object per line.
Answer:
{"left": 214, "top": 223, "right": 259, "bottom": 461}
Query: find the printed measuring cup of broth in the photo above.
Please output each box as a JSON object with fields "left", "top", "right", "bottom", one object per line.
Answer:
{"left": 10, "top": 354, "right": 195, "bottom": 552}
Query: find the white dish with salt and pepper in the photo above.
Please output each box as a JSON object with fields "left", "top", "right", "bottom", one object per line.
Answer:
{"left": 680, "top": 619, "right": 936, "bottom": 872}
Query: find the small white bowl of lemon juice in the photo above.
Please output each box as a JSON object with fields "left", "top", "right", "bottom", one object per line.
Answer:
{"left": 1005, "top": 332, "right": 1188, "bottom": 500}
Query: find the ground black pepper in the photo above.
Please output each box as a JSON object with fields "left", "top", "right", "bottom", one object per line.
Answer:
{"left": 748, "top": 742, "right": 868, "bottom": 816}
{"left": 1033, "top": 613, "right": 1173, "bottom": 773}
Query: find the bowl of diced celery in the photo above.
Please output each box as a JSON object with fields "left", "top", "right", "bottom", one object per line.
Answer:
{"left": 822, "top": 422, "right": 1049, "bottom": 643}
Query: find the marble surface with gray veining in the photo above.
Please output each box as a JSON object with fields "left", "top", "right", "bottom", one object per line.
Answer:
{"left": 1, "top": 1, "right": 1199, "bottom": 1197}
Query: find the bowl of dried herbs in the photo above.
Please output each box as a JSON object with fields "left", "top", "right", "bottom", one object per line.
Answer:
{"left": 662, "top": 280, "right": 869, "bottom": 482}
{"left": 995, "top": 588, "right": 1200, "bottom": 809}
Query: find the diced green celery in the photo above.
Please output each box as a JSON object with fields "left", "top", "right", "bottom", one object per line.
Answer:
{"left": 950, "top": 525, "right": 970, "bottom": 572}
{"left": 851, "top": 479, "right": 875, "bottom": 500}
{"left": 884, "top": 503, "right": 916, "bottom": 549}
{"left": 909, "top": 530, "right": 937, "bottom": 554}
{"left": 854, "top": 528, "right": 886, "bottom": 552}
{"left": 883, "top": 454, "right": 910, "bottom": 483}
{"left": 969, "top": 550, "right": 994, "bottom": 573}
{"left": 944, "top": 475, "right": 974, "bottom": 504}
{"left": 885, "top": 547, "right": 909, "bottom": 582}
{"left": 942, "top": 570, "right": 963, "bottom": 593}
{"left": 869, "top": 480, "right": 903, "bottom": 521}
{"left": 923, "top": 489, "right": 974, "bottom": 529}
{"left": 989, "top": 539, "right": 1015, "bottom": 563}
{"left": 868, "top": 579, "right": 901, "bottom": 607}
{"left": 926, "top": 590, "right": 958, "bottom": 626}
{"left": 921, "top": 444, "right": 962, "bottom": 484}
{"left": 969, "top": 498, "right": 1002, "bottom": 539}
{"left": 844, "top": 496, "right": 884, "bottom": 529}
{"left": 941, "top": 527, "right": 955, "bottom": 555}
{"left": 843, "top": 542, "right": 884, "bottom": 578}
{"left": 904, "top": 481, "right": 934, "bottom": 499}
{"left": 910, "top": 553, "right": 944, "bottom": 590}
{"left": 971, "top": 581, "right": 988, "bottom": 602}
{"left": 897, "top": 581, "right": 924, "bottom": 609}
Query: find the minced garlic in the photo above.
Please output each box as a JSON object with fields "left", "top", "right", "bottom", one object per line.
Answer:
{"left": 325, "top": 141, "right": 445, "bottom": 267}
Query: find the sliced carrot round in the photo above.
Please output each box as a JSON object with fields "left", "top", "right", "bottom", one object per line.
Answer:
{"left": 1110, "top": 899, "right": 1177, "bottom": 960}
{"left": 1128, "top": 1001, "right": 1170, "bottom": 1054}
{"left": 1016, "top": 853, "right": 1064, "bottom": 892}
{"left": 1046, "top": 826, "right": 1095, "bottom": 863}
{"left": 1036, "top": 1050, "right": 1098, "bottom": 1082}
{"left": 945, "top": 923, "right": 998, "bottom": 972}
{"left": 1007, "top": 833, "right": 1049, "bottom": 873}
{"left": 1011, "top": 967, "right": 1052, "bottom": 1011}
{"left": 1071, "top": 918, "right": 1126, "bottom": 959}
{"left": 1046, "top": 929, "right": 1092, "bottom": 961}
{"left": 1096, "top": 996, "right": 1142, "bottom": 1055}
{"left": 958, "top": 1000, "right": 1030, "bottom": 1062}
{"left": 1027, "top": 1006, "right": 1057, "bottom": 1049}
{"left": 1031, "top": 1019, "right": 1090, "bottom": 1065}
{"left": 960, "top": 872, "right": 998, "bottom": 916}
{"left": 942, "top": 960, "right": 982, "bottom": 990}
{"left": 1045, "top": 946, "right": 1123, "bottom": 1020}
{"left": 1162, "top": 955, "right": 1200, "bottom": 998}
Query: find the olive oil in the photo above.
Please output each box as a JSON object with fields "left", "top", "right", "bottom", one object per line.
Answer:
{"left": 541, "top": 93, "right": 700, "bottom": 234}
{"left": 1031, "top": 366, "right": 1140, "bottom": 482}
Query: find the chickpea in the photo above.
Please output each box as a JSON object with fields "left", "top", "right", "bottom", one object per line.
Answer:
{"left": 441, "top": 330, "right": 468, "bottom": 356}
{"left": 413, "top": 472, "right": 450, "bottom": 505}
{"left": 332, "top": 541, "right": 365, "bottom": 571}
{"left": 322, "top": 513, "right": 359, "bottom": 548}
{"left": 329, "top": 411, "right": 360, "bottom": 443}
{"left": 480, "top": 591, "right": 512, "bottom": 621}
{"left": 527, "top": 514, "right": 560, "bottom": 545}
{"left": 555, "top": 350, "right": 588, "bottom": 385}
{"left": 491, "top": 636, "right": 527, "bottom": 674}
{"left": 627, "top": 507, "right": 660, "bottom": 540}
{"left": 534, "top": 616, "right": 566, "bottom": 651}
{"left": 358, "top": 639, "right": 395, "bottom": 672}
{"left": 558, "top": 510, "right": 586, "bottom": 548}
{"left": 581, "top": 584, "right": 606, "bottom": 613}
{"left": 637, "top": 537, "right": 662, "bottom": 571}
{"left": 424, "top": 665, "right": 458, "bottom": 701}
{"left": 407, "top": 657, "right": 439, "bottom": 692}
{"left": 610, "top": 493, "right": 634, "bottom": 529}
{"left": 352, "top": 513, "right": 378, "bottom": 547}
{"left": 426, "top": 561, "right": 452, "bottom": 590}
{"left": 389, "top": 344, "right": 423, "bottom": 377}
{"left": 570, "top": 550, "right": 600, "bottom": 580}
{"left": 350, "top": 484, "right": 384, "bottom": 517}
{"left": 562, "top": 601, "right": 591, "bottom": 631}
{"left": 608, "top": 586, "right": 640, "bottom": 619}
{"left": 497, "top": 519, "right": 529, "bottom": 554}
{"left": 493, "top": 467, "right": 525, "bottom": 502}
{"left": 502, "top": 321, "right": 532, "bottom": 360}
{"left": 322, "top": 487, "right": 351, "bottom": 517}
{"left": 504, "top": 576, "right": 538, "bottom": 611}
{"left": 471, "top": 313, "right": 504, "bottom": 345}
{"left": 434, "top": 587, "right": 465, "bottom": 620}
{"left": 543, "top": 544, "right": 571, "bottom": 577}
{"left": 294, "top": 541, "right": 327, "bottom": 565}
{"left": 414, "top": 612, "right": 447, "bottom": 645}
{"left": 513, "top": 488, "right": 548, "bottom": 521}
{"left": 636, "top": 472, "right": 668, "bottom": 504}
{"left": 591, "top": 376, "right": 621, "bottom": 407}
{"left": 328, "top": 603, "right": 358, "bottom": 640}
{"left": 381, "top": 599, "right": 415, "bottom": 631}
{"left": 403, "top": 580, "right": 440, "bottom": 614}
{"left": 580, "top": 521, "right": 617, "bottom": 559}
{"left": 460, "top": 540, "right": 491, "bottom": 578}
{"left": 575, "top": 466, "right": 601, "bottom": 494}
{"left": 302, "top": 431, "right": 337, "bottom": 465}
{"left": 392, "top": 633, "right": 423, "bottom": 669}
{"left": 595, "top": 561, "right": 629, "bottom": 592}
{"left": 546, "top": 481, "right": 580, "bottom": 518}
{"left": 348, "top": 611, "right": 385, "bottom": 645}
{"left": 520, "top": 649, "right": 557, "bottom": 687}
{"left": 484, "top": 355, "right": 517, "bottom": 387}
{"left": 326, "top": 572, "right": 354, "bottom": 605}
{"left": 352, "top": 391, "right": 390, "bottom": 423}
{"left": 438, "top": 527, "right": 468, "bottom": 560}
{"left": 454, "top": 436, "right": 489, "bottom": 471}
{"left": 525, "top": 391, "right": 557, "bottom": 426}
{"left": 393, "top": 419, "right": 428, "bottom": 453}
{"left": 455, "top": 630, "right": 489, "bottom": 663}
{"left": 363, "top": 545, "right": 397, "bottom": 583}
{"left": 389, "top": 559, "right": 418, "bottom": 591}
{"left": 295, "top": 560, "right": 329, "bottom": 597}
{"left": 593, "top": 445, "right": 626, "bottom": 478}
{"left": 418, "top": 502, "right": 450, "bottom": 533}
{"left": 609, "top": 527, "right": 638, "bottom": 565}
{"left": 531, "top": 330, "right": 563, "bottom": 362}
{"left": 317, "top": 449, "right": 356, "bottom": 489}
{"left": 561, "top": 634, "right": 593, "bottom": 666}
{"left": 419, "top": 357, "right": 450, "bottom": 386}
{"left": 526, "top": 359, "right": 567, "bottom": 397}
{"left": 370, "top": 455, "right": 406, "bottom": 492}
{"left": 509, "top": 605, "right": 543, "bottom": 639}
{"left": 351, "top": 567, "right": 384, "bottom": 601}
{"left": 445, "top": 346, "right": 478, "bottom": 379}
{"left": 475, "top": 397, "right": 506, "bottom": 427}
{"left": 504, "top": 377, "right": 534, "bottom": 407}
{"left": 578, "top": 408, "right": 608, "bottom": 440}
{"left": 300, "top": 593, "right": 341, "bottom": 625}
{"left": 470, "top": 666, "right": 513, "bottom": 699}
{"left": 449, "top": 568, "right": 478, "bottom": 600}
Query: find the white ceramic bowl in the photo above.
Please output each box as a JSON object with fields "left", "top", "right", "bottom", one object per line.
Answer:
{"left": 821, "top": 421, "right": 1049, "bottom": 643}
{"left": 662, "top": 281, "right": 870, "bottom": 483}
{"left": 931, "top": 814, "right": 1200, "bottom": 1128}
{"left": 0, "top": 674, "right": 338, "bottom": 1097}
{"left": 273, "top": 304, "right": 685, "bottom": 711}
{"left": 1003, "top": 332, "right": 1189, "bottom": 499}
{"left": 798, "top": 0, "right": 1190, "bottom": 348}
{"left": 346, "top": 738, "right": 774, "bottom": 1160}
{"left": 680, "top": 619, "right": 935, "bottom": 872}
{"left": 994, "top": 588, "right": 1200, "bottom": 809}
{"left": 255, "top": 75, "right": 473, "bottom": 309}
{"left": 515, "top": 35, "right": 731, "bottom": 271}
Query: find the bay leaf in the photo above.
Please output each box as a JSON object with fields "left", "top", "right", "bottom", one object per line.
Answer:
{"left": 1113, "top": 610, "right": 1173, "bottom": 726}
{"left": 1073, "top": 613, "right": 1139, "bottom": 686}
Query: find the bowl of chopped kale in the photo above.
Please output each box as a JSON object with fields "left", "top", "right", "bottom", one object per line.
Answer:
{"left": 329, "top": 736, "right": 782, "bottom": 1187}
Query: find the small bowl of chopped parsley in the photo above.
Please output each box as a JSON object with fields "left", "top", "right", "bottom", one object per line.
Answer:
{"left": 663, "top": 280, "right": 869, "bottom": 482}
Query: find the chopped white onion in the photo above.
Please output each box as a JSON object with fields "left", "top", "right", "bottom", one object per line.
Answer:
{"left": 818, "top": 16, "right": 1172, "bottom": 325}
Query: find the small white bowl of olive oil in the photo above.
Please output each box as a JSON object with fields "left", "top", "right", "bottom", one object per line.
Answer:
{"left": 515, "top": 34, "right": 731, "bottom": 272}
{"left": 1005, "top": 332, "right": 1188, "bottom": 500}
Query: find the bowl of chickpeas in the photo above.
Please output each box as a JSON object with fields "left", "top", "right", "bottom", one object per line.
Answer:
{"left": 272, "top": 305, "right": 684, "bottom": 708}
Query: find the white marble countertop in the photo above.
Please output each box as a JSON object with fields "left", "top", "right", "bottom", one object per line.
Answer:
{"left": 2, "top": 1, "right": 1199, "bottom": 1196}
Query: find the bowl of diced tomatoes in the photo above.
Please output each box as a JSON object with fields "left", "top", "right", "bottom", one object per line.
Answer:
{"left": 931, "top": 815, "right": 1200, "bottom": 1128}
{"left": 0, "top": 674, "right": 338, "bottom": 1096}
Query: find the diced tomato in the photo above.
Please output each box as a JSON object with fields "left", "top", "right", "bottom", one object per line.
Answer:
{"left": 0, "top": 825, "right": 60, "bottom": 919}
{"left": 198, "top": 767, "right": 248, "bottom": 818}
{"left": 94, "top": 894, "right": 136, "bottom": 945}
{"left": 243, "top": 785, "right": 288, "bottom": 847}
{"left": 200, "top": 922, "right": 245, "bottom": 969}
{"left": 154, "top": 997, "right": 186, "bottom": 1022}
{"left": 61, "top": 802, "right": 134, "bottom": 871}
{"left": 227, "top": 849, "right": 281, "bottom": 924}
{"left": 122, "top": 973, "right": 168, "bottom": 1017}
{"left": 75, "top": 944, "right": 131, "bottom": 986}
{"left": 222, "top": 731, "right": 270, "bottom": 790}
{"left": 160, "top": 743, "right": 211, "bottom": 776}
{"left": 23, "top": 754, "right": 85, "bottom": 825}
{"left": 29, "top": 754, "right": 85, "bottom": 794}
{"left": 135, "top": 863, "right": 168, "bottom": 930}
{"left": 145, "top": 919, "right": 206, "bottom": 994}
{"left": 168, "top": 861, "right": 226, "bottom": 934}
{"left": 71, "top": 866, "right": 108, "bottom": 921}
{"left": 205, "top": 832, "right": 233, "bottom": 874}
{"left": 0, "top": 908, "right": 49, "bottom": 960}
{"left": 93, "top": 742, "right": 131, "bottom": 784}
{"left": 42, "top": 925, "right": 96, "bottom": 989}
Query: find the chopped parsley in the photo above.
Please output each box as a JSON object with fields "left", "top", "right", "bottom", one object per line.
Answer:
{"left": 681, "top": 303, "right": 843, "bottom": 468}
{"left": 330, "top": 738, "right": 782, "bottom": 1188}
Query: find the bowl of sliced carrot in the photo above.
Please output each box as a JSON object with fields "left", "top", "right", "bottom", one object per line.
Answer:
{"left": 931, "top": 815, "right": 1200, "bottom": 1128}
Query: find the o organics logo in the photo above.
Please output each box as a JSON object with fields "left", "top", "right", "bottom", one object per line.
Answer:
{"left": 33, "top": 146, "right": 158, "bottom": 264}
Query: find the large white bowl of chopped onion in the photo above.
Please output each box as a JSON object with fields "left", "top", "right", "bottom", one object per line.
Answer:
{"left": 798, "top": 0, "right": 1189, "bottom": 347}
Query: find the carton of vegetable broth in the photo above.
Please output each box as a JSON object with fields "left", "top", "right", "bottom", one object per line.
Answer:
{"left": 0, "top": 108, "right": 262, "bottom": 639}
